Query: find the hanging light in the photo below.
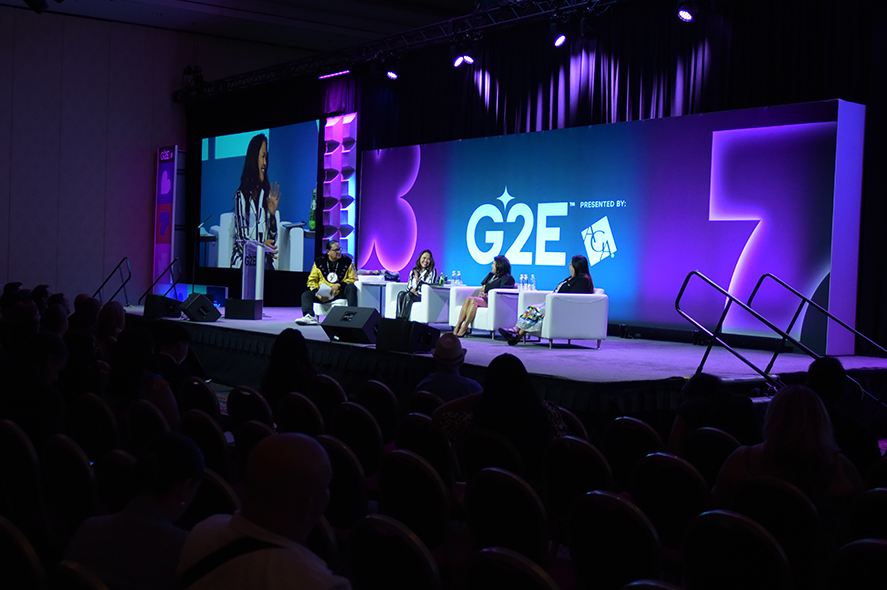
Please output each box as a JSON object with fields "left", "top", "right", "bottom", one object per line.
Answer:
{"left": 677, "top": 0, "right": 697, "bottom": 22}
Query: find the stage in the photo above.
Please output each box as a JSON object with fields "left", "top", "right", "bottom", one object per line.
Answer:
{"left": 128, "top": 305, "right": 887, "bottom": 440}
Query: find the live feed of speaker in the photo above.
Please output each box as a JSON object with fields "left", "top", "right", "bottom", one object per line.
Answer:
{"left": 197, "top": 120, "right": 321, "bottom": 274}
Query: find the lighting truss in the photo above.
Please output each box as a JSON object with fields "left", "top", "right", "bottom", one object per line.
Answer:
{"left": 174, "top": 0, "right": 622, "bottom": 103}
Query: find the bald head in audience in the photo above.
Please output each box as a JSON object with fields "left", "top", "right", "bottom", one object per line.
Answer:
{"left": 241, "top": 434, "right": 332, "bottom": 545}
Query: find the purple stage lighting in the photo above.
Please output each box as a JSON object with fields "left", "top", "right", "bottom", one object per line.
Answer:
{"left": 463, "top": 55, "right": 475, "bottom": 65}
{"left": 318, "top": 69, "right": 351, "bottom": 80}
{"left": 453, "top": 56, "right": 465, "bottom": 68}
{"left": 554, "top": 34, "right": 567, "bottom": 47}
{"left": 677, "top": 1, "right": 696, "bottom": 21}
{"left": 386, "top": 70, "right": 398, "bottom": 80}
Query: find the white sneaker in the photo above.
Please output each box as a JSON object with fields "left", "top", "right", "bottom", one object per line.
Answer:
{"left": 295, "top": 315, "right": 319, "bottom": 326}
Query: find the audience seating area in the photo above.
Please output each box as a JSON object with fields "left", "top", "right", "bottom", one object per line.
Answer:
{"left": 4, "top": 366, "right": 886, "bottom": 589}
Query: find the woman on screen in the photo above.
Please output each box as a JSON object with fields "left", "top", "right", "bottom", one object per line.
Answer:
{"left": 231, "top": 133, "right": 280, "bottom": 269}
{"left": 452, "top": 255, "right": 515, "bottom": 337}
{"left": 396, "top": 249, "right": 438, "bottom": 319}
{"left": 498, "top": 254, "right": 594, "bottom": 345}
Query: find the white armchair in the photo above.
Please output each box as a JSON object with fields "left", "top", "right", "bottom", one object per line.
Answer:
{"left": 384, "top": 282, "right": 449, "bottom": 323}
{"left": 518, "top": 288, "right": 608, "bottom": 348}
{"left": 209, "top": 211, "right": 297, "bottom": 270}
{"left": 448, "top": 286, "right": 521, "bottom": 339}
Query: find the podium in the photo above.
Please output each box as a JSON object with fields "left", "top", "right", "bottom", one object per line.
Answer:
{"left": 225, "top": 239, "right": 273, "bottom": 320}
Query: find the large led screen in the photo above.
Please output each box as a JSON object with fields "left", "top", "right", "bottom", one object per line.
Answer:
{"left": 198, "top": 120, "right": 320, "bottom": 272}
{"left": 358, "top": 100, "right": 864, "bottom": 353}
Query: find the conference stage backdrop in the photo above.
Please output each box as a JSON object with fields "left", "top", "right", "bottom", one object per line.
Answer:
{"left": 357, "top": 100, "right": 864, "bottom": 354}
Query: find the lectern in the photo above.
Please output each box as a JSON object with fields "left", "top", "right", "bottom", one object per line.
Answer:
{"left": 225, "top": 239, "right": 272, "bottom": 319}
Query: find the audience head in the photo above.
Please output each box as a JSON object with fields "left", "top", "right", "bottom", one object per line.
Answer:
{"left": 31, "top": 284, "right": 51, "bottom": 313}
{"left": 478, "top": 353, "right": 541, "bottom": 415}
{"left": 26, "top": 331, "right": 69, "bottom": 385}
{"left": 432, "top": 333, "right": 466, "bottom": 370}
{"left": 47, "top": 292, "right": 70, "bottom": 315}
{"left": 806, "top": 356, "right": 847, "bottom": 408}
{"left": 681, "top": 372, "right": 726, "bottom": 402}
{"left": 39, "top": 303, "right": 69, "bottom": 336}
{"left": 154, "top": 321, "right": 192, "bottom": 364}
{"left": 493, "top": 255, "right": 511, "bottom": 277}
{"left": 96, "top": 301, "right": 126, "bottom": 341}
{"left": 763, "top": 384, "right": 839, "bottom": 462}
{"left": 70, "top": 296, "right": 102, "bottom": 334}
{"left": 413, "top": 249, "right": 435, "bottom": 273}
{"left": 241, "top": 434, "right": 332, "bottom": 543}
{"left": 133, "top": 431, "right": 204, "bottom": 520}
{"left": 0, "top": 281, "right": 23, "bottom": 313}
{"left": 267, "top": 328, "right": 314, "bottom": 376}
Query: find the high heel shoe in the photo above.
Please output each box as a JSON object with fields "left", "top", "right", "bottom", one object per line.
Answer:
{"left": 498, "top": 328, "right": 520, "bottom": 346}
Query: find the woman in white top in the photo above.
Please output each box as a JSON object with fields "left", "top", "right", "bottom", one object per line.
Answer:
{"left": 397, "top": 249, "right": 438, "bottom": 319}
{"left": 231, "top": 133, "right": 281, "bottom": 270}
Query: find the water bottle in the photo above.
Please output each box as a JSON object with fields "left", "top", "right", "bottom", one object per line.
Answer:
{"left": 452, "top": 271, "right": 457, "bottom": 286}
{"left": 530, "top": 274, "right": 536, "bottom": 291}
{"left": 439, "top": 272, "right": 445, "bottom": 286}
{"left": 519, "top": 274, "right": 526, "bottom": 291}
{"left": 456, "top": 271, "right": 462, "bottom": 286}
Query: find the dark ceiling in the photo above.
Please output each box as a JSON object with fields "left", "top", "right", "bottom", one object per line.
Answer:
{"left": 2, "top": 0, "right": 479, "bottom": 54}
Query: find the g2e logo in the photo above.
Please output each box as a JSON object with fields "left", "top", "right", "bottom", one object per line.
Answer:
{"left": 582, "top": 216, "right": 617, "bottom": 267}
{"left": 466, "top": 188, "right": 567, "bottom": 266}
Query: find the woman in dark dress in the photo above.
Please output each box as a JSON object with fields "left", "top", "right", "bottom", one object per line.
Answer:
{"left": 453, "top": 255, "right": 515, "bottom": 337}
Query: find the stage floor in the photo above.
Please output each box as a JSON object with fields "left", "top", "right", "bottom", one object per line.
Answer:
{"left": 132, "top": 305, "right": 887, "bottom": 385}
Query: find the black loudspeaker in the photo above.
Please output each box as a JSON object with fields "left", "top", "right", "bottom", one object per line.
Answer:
{"left": 143, "top": 294, "right": 181, "bottom": 320}
{"left": 224, "top": 298, "right": 263, "bottom": 320}
{"left": 377, "top": 318, "right": 441, "bottom": 353}
{"left": 181, "top": 293, "right": 221, "bottom": 323}
{"left": 321, "top": 307, "right": 381, "bottom": 344}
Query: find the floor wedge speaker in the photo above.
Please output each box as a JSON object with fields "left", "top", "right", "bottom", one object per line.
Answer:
{"left": 321, "top": 307, "right": 381, "bottom": 344}
{"left": 143, "top": 294, "right": 181, "bottom": 320}
{"left": 181, "top": 293, "right": 221, "bottom": 323}
{"left": 377, "top": 318, "right": 441, "bottom": 353}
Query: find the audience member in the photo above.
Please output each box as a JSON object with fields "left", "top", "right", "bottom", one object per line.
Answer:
{"left": 68, "top": 295, "right": 102, "bottom": 335}
{"left": 106, "top": 325, "right": 180, "bottom": 431}
{"left": 260, "top": 328, "right": 320, "bottom": 411}
{"left": 96, "top": 300, "right": 127, "bottom": 362}
{"left": 47, "top": 292, "right": 71, "bottom": 316}
{"left": 667, "top": 372, "right": 762, "bottom": 453}
{"left": 713, "top": 384, "right": 864, "bottom": 536}
{"left": 151, "top": 321, "right": 194, "bottom": 401}
{"left": 58, "top": 328, "right": 109, "bottom": 406}
{"left": 413, "top": 333, "right": 481, "bottom": 402}
{"left": 806, "top": 356, "right": 882, "bottom": 476}
{"left": 434, "top": 353, "right": 566, "bottom": 484}
{"left": 0, "top": 331, "right": 69, "bottom": 448}
{"left": 177, "top": 433, "right": 351, "bottom": 590}
{"left": 31, "top": 284, "right": 51, "bottom": 316}
{"left": 65, "top": 432, "right": 205, "bottom": 590}
{"left": 39, "top": 302, "right": 69, "bottom": 337}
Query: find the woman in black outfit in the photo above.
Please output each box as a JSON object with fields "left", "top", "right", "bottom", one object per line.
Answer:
{"left": 453, "top": 255, "right": 515, "bottom": 337}
{"left": 499, "top": 254, "right": 594, "bottom": 345}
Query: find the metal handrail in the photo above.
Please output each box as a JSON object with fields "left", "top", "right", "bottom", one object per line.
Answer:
{"left": 93, "top": 257, "right": 132, "bottom": 306}
{"left": 138, "top": 258, "right": 182, "bottom": 304}
{"left": 748, "top": 273, "right": 887, "bottom": 373}
{"left": 675, "top": 270, "right": 789, "bottom": 390}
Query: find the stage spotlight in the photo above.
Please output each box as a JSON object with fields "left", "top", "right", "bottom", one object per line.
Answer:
{"left": 551, "top": 22, "right": 567, "bottom": 47}
{"left": 677, "top": 0, "right": 697, "bottom": 22}
{"left": 318, "top": 69, "right": 351, "bottom": 80}
{"left": 579, "top": 15, "right": 598, "bottom": 40}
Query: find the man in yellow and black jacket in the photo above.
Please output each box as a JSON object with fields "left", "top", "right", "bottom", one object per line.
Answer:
{"left": 295, "top": 240, "right": 357, "bottom": 325}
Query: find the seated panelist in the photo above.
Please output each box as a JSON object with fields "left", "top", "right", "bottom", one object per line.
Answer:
{"left": 499, "top": 255, "right": 594, "bottom": 345}
{"left": 397, "top": 249, "right": 438, "bottom": 320}
{"left": 452, "top": 255, "right": 515, "bottom": 337}
{"left": 295, "top": 240, "right": 357, "bottom": 326}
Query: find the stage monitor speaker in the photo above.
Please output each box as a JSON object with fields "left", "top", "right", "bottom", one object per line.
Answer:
{"left": 143, "top": 294, "right": 181, "bottom": 320}
{"left": 224, "top": 298, "right": 263, "bottom": 320}
{"left": 181, "top": 293, "right": 221, "bottom": 323}
{"left": 321, "top": 307, "right": 381, "bottom": 344}
{"left": 377, "top": 318, "right": 441, "bottom": 353}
